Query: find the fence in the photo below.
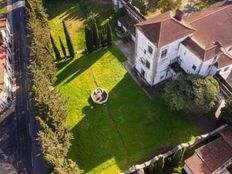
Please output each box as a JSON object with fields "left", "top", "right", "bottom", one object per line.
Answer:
{"left": 123, "top": 124, "right": 228, "bottom": 174}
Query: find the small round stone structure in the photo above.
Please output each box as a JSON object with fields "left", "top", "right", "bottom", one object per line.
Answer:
{"left": 91, "top": 87, "right": 109, "bottom": 104}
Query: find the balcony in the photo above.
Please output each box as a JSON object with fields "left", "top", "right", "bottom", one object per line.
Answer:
{"left": 169, "top": 62, "right": 186, "bottom": 79}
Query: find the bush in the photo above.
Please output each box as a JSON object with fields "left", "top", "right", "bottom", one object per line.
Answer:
{"left": 221, "top": 97, "right": 232, "bottom": 124}
{"left": 163, "top": 75, "right": 219, "bottom": 114}
{"left": 26, "top": 0, "right": 82, "bottom": 173}
{"left": 62, "top": 21, "right": 75, "bottom": 58}
{"left": 157, "top": 155, "right": 165, "bottom": 171}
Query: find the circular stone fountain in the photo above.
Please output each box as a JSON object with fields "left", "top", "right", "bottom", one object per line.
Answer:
{"left": 91, "top": 87, "right": 109, "bottom": 104}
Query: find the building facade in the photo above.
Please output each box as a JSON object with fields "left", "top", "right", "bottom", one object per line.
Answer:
{"left": 0, "top": 17, "right": 13, "bottom": 113}
{"left": 134, "top": 1, "right": 232, "bottom": 86}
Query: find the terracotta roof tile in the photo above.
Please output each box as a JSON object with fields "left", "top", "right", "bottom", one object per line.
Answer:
{"left": 215, "top": 53, "right": 232, "bottom": 69}
{"left": 182, "top": 37, "right": 219, "bottom": 61}
{"left": 136, "top": 12, "right": 194, "bottom": 47}
{"left": 196, "top": 137, "right": 232, "bottom": 172}
{"left": 185, "top": 153, "right": 211, "bottom": 174}
{"left": 220, "top": 127, "right": 232, "bottom": 147}
{"left": 184, "top": 1, "right": 232, "bottom": 49}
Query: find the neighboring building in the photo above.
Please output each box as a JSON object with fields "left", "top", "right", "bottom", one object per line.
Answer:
{"left": 0, "top": 16, "right": 13, "bottom": 113}
{"left": 114, "top": 0, "right": 145, "bottom": 41}
{"left": 134, "top": 1, "right": 232, "bottom": 86}
{"left": 184, "top": 127, "right": 232, "bottom": 174}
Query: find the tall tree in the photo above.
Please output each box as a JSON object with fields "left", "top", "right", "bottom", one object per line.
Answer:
{"left": 163, "top": 75, "right": 219, "bottom": 114}
{"left": 132, "top": 0, "right": 147, "bottom": 15}
{"left": 50, "top": 34, "right": 61, "bottom": 61}
{"left": 59, "top": 36, "right": 67, "bottom": 59}
{"left": 62, "top": 21, "right": 75, "bottom": 58}
{"left": 106, "top": 22, "right": 112, "bottom": 46}
{"left": 99, "top": 30, "right": 105, "bottom": 47}
{"left": 85, "top": 26, "right": 93, "bottom": 53}
{"left": 92, "top": 20, "right": 100, "bottom": 49}
{"left": 157, "top": 0, "right": 183, "bottom": 13}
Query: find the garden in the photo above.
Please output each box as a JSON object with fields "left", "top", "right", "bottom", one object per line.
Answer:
{"left": 46, "top": 0, "right": 199, "bottom": 173}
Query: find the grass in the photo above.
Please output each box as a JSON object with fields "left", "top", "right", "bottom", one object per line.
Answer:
{"left": 0, "top": 0, "right": 6, "bottom": 15}
{"left": 47, "top": 1, "right": 198, "bottom": 173}
{"left": 55, "top": 46, "right": 198, "bottom": 174}
{"left": 46, "top": 0, "right": 115, "bottom": 54}
{"left": 46, "top": 0, "right": 86, "bottom": 52}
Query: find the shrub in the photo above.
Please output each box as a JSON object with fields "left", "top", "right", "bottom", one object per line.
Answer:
{"left": 62, "top": 21, "right": 75, "bottom": 58}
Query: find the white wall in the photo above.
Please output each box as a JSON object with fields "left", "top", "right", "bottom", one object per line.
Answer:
{"left": 219, "top": 65, "right": 232, "bottom": 79}
{"left": 178, "top": 44, "right": 202, "bottom": 74}
{"left": 199, "top": 58, "right": 215, "bottom": 76}
{"left": 153, "top": 36, "right": 190, "bottom": 85}
{"left": 135, "top": 29, "right": 156, "bottom": 85}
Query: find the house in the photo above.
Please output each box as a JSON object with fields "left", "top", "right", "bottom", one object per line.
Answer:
{"left": 134, "top": 0, "right": 232, "bottom": 86}
{"left": 184, "top": 127, "right": 232, "bottom": 174}
{"left": 0, "top": 16, "right": 13, "bottom": 112}
{"left": 114, "top": 0, "right": 145, "bottom": 41}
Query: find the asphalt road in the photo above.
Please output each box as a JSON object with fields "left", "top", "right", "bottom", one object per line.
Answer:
{"left": 0, "top": 0, "right": 46, "bottom": 173}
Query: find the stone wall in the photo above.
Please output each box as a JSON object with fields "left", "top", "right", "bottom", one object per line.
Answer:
{"left": 123, "top": 124, "right": 228, "bottom": 174}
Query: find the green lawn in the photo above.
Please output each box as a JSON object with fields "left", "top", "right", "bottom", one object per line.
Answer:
{"left": 46, "top": 0, "right": 114, "bottom": 54}
{"left": 47, "top": 1, "right": 198, "bottom": 173}
{"left": 55, "top": 46, "right": 198, "bottom": 174}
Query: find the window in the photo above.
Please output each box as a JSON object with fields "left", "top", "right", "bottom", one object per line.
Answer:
{"left": 144, "top": 49, "right": 146, "bottom": 54}
{"left": 160, "top": 76, "right": 164, "bottom": 80}
{"left": 161, "top": 49, "right": 168, "bottom": 58}
{"left": 140, "top": 57, "right": 146, "bottom": 66}
{"left": 146, "top": 60, "right": 150, "bottom": 69}
{"left": 148, "top": 46, "right": 153, "bottom": 55}
{"left": 141, "top": 68, "right": 145, "bottom": 77}
{"left": 192, "top": 65, "right": 197, "bottom": 71}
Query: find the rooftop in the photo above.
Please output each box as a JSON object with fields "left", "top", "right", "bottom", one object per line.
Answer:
{"left": 185, "top": 127, "right": 232, "bottom": 174}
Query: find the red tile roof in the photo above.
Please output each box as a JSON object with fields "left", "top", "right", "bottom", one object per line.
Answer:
{"left": 220, "top": 127, "right": 232, "bottom": 147}
{"left": 185, "top": 128, "right": 232, "bottom": 174}
{"left": 185, "top": 153, "right": 211, "bottom": 174}
{"left": 136, "top": 11, "right": 194, "bottom": 47}
{"left": 184, "top": 1, "right": 232, "bottom": 49}
{"left": 215, "top": 52, "right": 232, "bottom": 69}
{"left": 136, "top": 1, "right": 232, "bottom": 67}
{"left": 196, "top": 137, "right": 232, "bottom": 172}
{"left": 182, "top": 37, "right": 219, "bottom": 61}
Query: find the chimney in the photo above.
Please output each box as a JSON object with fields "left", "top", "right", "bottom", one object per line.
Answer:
{"left": 174, "top": 9, "right": 183, "bottom": 21}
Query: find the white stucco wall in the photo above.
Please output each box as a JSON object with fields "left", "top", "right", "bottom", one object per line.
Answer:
{"left": 219, "top": 65, "right": 232, "bottom": 79}
{"left": 153, "top": 36, "right": 190, "bottom": 85}
{"left": 135, "top": 29, "right": 156, "bottom": 85}
{"left": 178, "top": 44, "right": 202, "bottom": 74}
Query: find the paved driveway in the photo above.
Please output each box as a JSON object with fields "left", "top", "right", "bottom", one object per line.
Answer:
{"left": 114, "top": 39, "right": 135, "bottom": 65}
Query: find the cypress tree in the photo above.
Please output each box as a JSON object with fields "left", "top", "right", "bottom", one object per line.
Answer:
{"left": 172, "top": 146, "right": 185, "bottom": 165}
{"left": 50, "top": 34, "right": 61, "bottom": 61}
{"left": 92, "top": 21, "right": 100, "bottom": 49}
{"left": 100, "top": 30, "right": 105, "bottom": 47}
{"left": 62, "top": 21, "right": 75, "bottom": 58}
{"left": 157, "top": 155, "right": 165, "bottom": 171}
{"left": 59, "top": 36, "right": 67, "bottom": 59}
{"left": 85, "top": 26, "right": 93, "bottom": 53}
{"left": 106, "top": 22, "right": 112, "bottom": 46}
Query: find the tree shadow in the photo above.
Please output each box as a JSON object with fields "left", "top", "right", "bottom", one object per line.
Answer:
{"left": 68, "top": 73, "right": 198, "bottom": 173}
{"left": 45, "top": 0, "right": 85, "bottom": 21}
{"left": 55, "top": 48, "right": 108, "bottom": 85}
